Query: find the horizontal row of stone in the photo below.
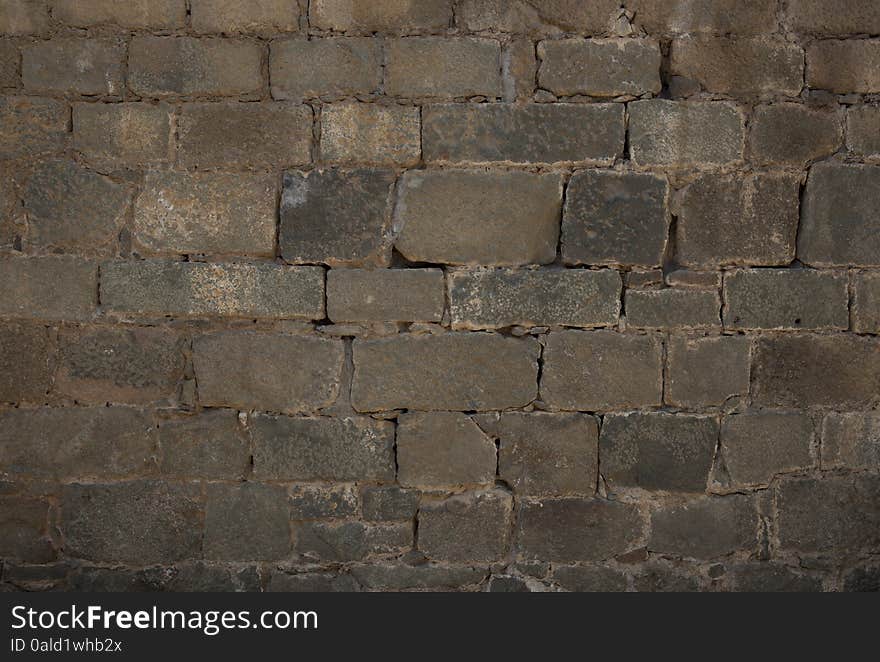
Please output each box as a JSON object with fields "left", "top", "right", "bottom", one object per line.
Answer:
{"left": 3, "top": 0, "right": 879, "bottom": 38}
{"left": 5, "top": 473, "right": 878, "bottom": 565}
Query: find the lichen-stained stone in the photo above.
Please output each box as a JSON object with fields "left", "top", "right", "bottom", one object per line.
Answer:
{"left": 204, "top": 483, "right": 290, "bottom": 561}
{"left": 22, "top": 38, "right": 124, "bottom": 96}
{"left": 295, "top": 521, "right": 412, "bottom": 562}
{"left": 310, "top": 0, "right": 453, "bottom": 32}
{"left": 853, "top": 271, "right": 880, "bottom": 334}
{"left": 0, "top": 256, "right": 97, "bottom": 321}
{"left": 327, "top": 268, "right": 444, "bottom": 323}
{"left": 22, "top": 159, "right": 132, "bottom": 254}
{"left": 537, "top": 39, "right": 662, "bottom": 97}
{"left": 0, "top": 496, "right": 54, "bottom": 563}
{"left": 361, "top": 486, "right": 419, "bottom": 522}
{"left": 394, "top": 170, "right": 563, "bottom": 266}
{"left": 723, "top": 269, "right": 849, "bottom": 331}
{"left": 351, "top": 333, "right": 539, "bottom": 412}
{"left": 280, "top": 169, "right": 396, "bottom": 267}
{"left": 0, "top": 407, "right": 156, "bottom": 480}
{"left": 649, "top": 495, "right": 758, "bottom": 559}
{"left": 193, "top": 332, "right": 343, "bottom": 414}
{"left": 101, "top": 261, "right": 324, "bottom": 320}
{"left": 178, "top": 102, "right": 312, "bottom": 168}
{"left": 385, "top": 37, "right": 502, "bottom": 98}
{"left": 251, "top": 414, "right": 395, "bottom": 481}
{"left": 752, "top": 334, "right": 880, "bottom": 408}
{"left": 290, "top": 485, "right": 359, "bottom": 520}
{"left": 628, "top": 100, "right": 745, "bottom": 167}
{"left": 419, "top": 490, "right": 513, "bottom": 562}
{"left": 73, "top": 103, "right": 173, "bottom": 166}
{"left": 0, "top": 96, "right": 68, "bottom": 159}
{"left": 133, "top": 171, "right": 276, "bottom": 257}
{"left": 517, "top": 497, "right": 644, "bottom": 562}
{"left": 749, "top": 103, "right": 842, "bottom": 166}
{"left": 351, "top": 563, "right": 486, "bottom": 591}
{"left": 721, "top": 412, "right": 814, "bottom": 487}
{"left": 460, "top": 0, "right": 620, "bottom": 34}
{"left": 422, "top": 103, "right": 624, "bottom": 165}
{"left": 799, "top": 164, "right": 880, "bottom": 266}
{"left": 0, "top": 0, "right": 50, "bottom": 35}
{"left": 807, "top": 40, "right": 880, "bottom": 94}
{"left": 666, "top": 335, "right": 750, "bottom": 408}
{"left": 158, "top": 411, "right": 250, "bottom": 480}
{"left": 0, "top": 323, "right": 52, "bottom": 404}
{"left": 191, "top": 0, "right": 299, "bottom": 33}
{"left": 270, "top": 38, "right": 381, "bottom": 101}
{"left": 321, "top": 103, "right": 420, "bottom": 166}
{"left": 629, "top": 0, "right": 778, "bottom": 35}
{"left": 677, "top": 172, "right": 801, "bottom": 268}
{"left": 448, "top": 268, "right": 621, "bottom": 330}
{"left": 600, "top": 413, "right": 718, "bottom": 493}
{"left": 562, "top": 170, "right": 669, "bottom": 267}
{"left": 625, "top": 288, "right": 720, "bottom": 330}
{"left": 847, "top": 106, "right": 880, "bottom": 157}
{"left": 396, "top": 412, "right": 497, "bottom": 488}
{"left": 52, "top": 0, "right": 186, "bottom": 29}
{"left": 541, "top": 330, "right": 663, "bottom": 410}
{"left": 786, "top": 0, "right": 880, "bottom": 35}
{"left": 822, "top": 412, "right": 880, "bottom": 470}
{"left": 62, "top": 481, "right": 201, "bottom": 564}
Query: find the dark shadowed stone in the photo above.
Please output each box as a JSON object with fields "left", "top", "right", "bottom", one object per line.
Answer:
{"left": 0, "top": 496, "right": 54, "bottom": 562}
{"left": 552, "top": 565, "right": 628, "bottom": 592}
{"left": 295, "top": 521, "right": 412, "bottom": 562}
{"left": 632, "top": 561, "right": 701, "bottom": 592}
{"left": 159, "top": 411, "right": 250, "bottom": 480}
{"left": 749, "top": 103, "right": 842, "bottom": 166}
{"left": 290, "top": 484, "right": 359, "bottom": 519}
{"left": 728, "top": 563, "right": 822, "bottom": 592}
{"left": 853, "top": 271, "right": 880, "bottom": 333}
{"left": 843, "top": 566, "right": 880, "bottom": 592}
{"left": 721, "top": 412, "right": 813, "bottom": 487}
{"left": 821, "top": 412, "right": 880, "bottom": 470}
{"left": 419, "top": 490, "right": 513, "bottom": 562}
{"left": 350, "top": 563, "right": 487, "bottom": 591}
{"left": 666, "top": 335, "right": 750, "bottom": 408}
{"left": 204, "top": 483, "right": 290, "bottom": 561}
{"left": 268, "top": 571, "right": 360, "bottom": 593}
{"left": 649, "top": 495, "right": 758, "bottom": 559}
{"left": 361, "top": 486, "right": 419, "bottom": 522}
{"left": 165, "top": 563, "right": 262, "bottom": 592}
{"left": 0, "top": 323, "right": 53, "bottom": 404}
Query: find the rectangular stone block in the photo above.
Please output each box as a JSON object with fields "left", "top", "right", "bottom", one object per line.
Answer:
{"left": 0, "top": 323, "right": 53, "bottom": 404}
{"left": 158, "top": 411, "right": 250, "bottom": 480}
{"left": 723, "top": 269, "right": 849, "bottom": 331}
{"left": 321, "top": 103, "right": 420, "bottom": 166}
{"left": 503, "top": 37, "right": 536, "bottom": 101}
{"left": 204, "top": 483, "right": 290, "bottom": 561}
{"left": 721, "top": 412, "right": 814, "bottom": 487}
{"left": 351, "top": 333, "right": 539, "bottom": 411}
{"left": 419, "top": 490, "right": 512, "bottom": 562}
{"left": 799, "top": 164, "right": 880, "bottom": 266}
{"left": 625, "top": 289, "right": 720, "bottom": 329}
{"left": 395, "top": 169, "right": 563, "bottom": 266}
{"left": 541, "top": 330, "right": 663, "bottom": 411}
{"left": 854, "top": 271, "right": 880, "bottom": 334}
{"left": 22, "top": 38, "right": 124, "bottom": 96}
{"left": 385, "top": 37, "right": 502, "bottom": 98}
{"left": 649, "top": 495, "right": 758, "bottom": 559}
{"left": 460, "top": 0, "right": 620, "bottom": 34}
{"left": 290, "top": 485, "right": 359, "bottom": 520}
{"left": 361, "top": 486, "right": 418, "bottom": 522}
{"left": 191, "top": 0, "right": 299, "bottom": 33}
{"left": 310, "top": 0, "right": 453, "bottom": 32}
{"left": 102, "top": 261, "right": 324, "bottom": 320}
{"left": 129, "top": 36, "right": 262, "bottom": 97}
{"left": 133, "top": 171, "right": 276, "bottom": 257}
{"left": 821, "top": 412, "right": 880, "bottom": 470}
{"left": 630, "top": 0, "right": 778, "bottom": 35}
{"left": 448, "top": 268, "right": 621, "bottom": 330}
{"left": 666, "top": 335, "right": 751, "bottom": 408}
{"left": 0, "top": 96, "right": 68, "bottom": 159}
{"left": 629, "top": 100, "right": 745, "bottom": 167}
{"left": 0, "top": 496, "right": 53, "bottom": 562}
{"left": 786, "top": 0, "right": 880, "bottom": 35}
{"left": 0, "top": 39, "right": 18, "bottom": 87}
{"left": 327, "top": 268, "right": 444, "bottom": 323}
{"left": 179, "top": 102, "right": 311, "bottom": 168}
{"left": 422, "top": 103, "right": 624, "bottom": 165}
{"left": 193, "top": 332, "right": 343, "bottom": 414}
{"left": 847, "top": 106, "right": 880, "bottom": 157}
{"left": 251, "top": 414, "right": 395, "bottom": 481}
{"left": 0, "top": 256, "right": 96, "bottom": 321}
{"left": 270, "top": 38, "right": 381, "bottom": 101}
{"left": 0, "top": 0, "right": 49, "bottom": 35}
{"left": 749, "top": 103, "right": 842, "bottom": 166}
{"left": 54, "top": 0, "right": 186, "bottom": 28}
{"left": 537, "top": 38, "right": 661, "bottom": 97}
{"left": 73, "top": 103, "right": 172, "bottom": 165}
{"left": 807, "top": 40, "right": 880, "bottom": 93}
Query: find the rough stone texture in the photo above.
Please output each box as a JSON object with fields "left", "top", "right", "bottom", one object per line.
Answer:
{"left": 0, "top": 96, "right": 68, "bottom": 159}
{"left": 0, "top": 40, "right": 17, "bottom": 87}
{"left": 853, "top": 270, "right": 880, "bottom": 331}
{"left": 327, "top": 268, "right": 444, "bottom": 323}
{"left": 73, "top": 103, "right": 172, "bottom": 166}
{"left": 290, "top": 484, "right": 359, "bottom": 520}
{"left": 807, "top": 40, "right": 880, "bottom": 93}
{"left": 295, "top": 521, "right": 411, "bottom": 562}
{"left": 749, "top": 104, "right": 842, "bottom": 166}
{"left": 448, "top": 268, "right": 621, "bottom": 330}
{"left": 419, "top": 490, "right": 513, "bottom": 562}
{"left": 270, "top": 38, "right": 381, "bottom": 101}
{"left": 721, "top": 412, "right": 814, "bottom": 487}
{"left": 0, "top": 497, "right": 53, "bottom": 563}
{"left": 848, "top": 106, "right": 880, "bottom": 157}
{"left": 0, "top": 257, "right": 96, "bottom": 321}
{"left": 321, "top": 103, "right": 420, "bottom": 166}
{"left": 385, "top": 38, "right": 502, "bottom": 98}
{"left": 361, "top": 487, "right": 418, "bottom": 522}
{"left": 666, "top": 335, "right": 751, "bottom": 408}
{"left": 552, "top": 565, "right": 628, "bottom": 592}
{"left": 625, "top": 288, "right": 720, "bottom": 329}
{"left": 310, "top": 0, "right": 453, "bottom": 33}
{"left": 0, "top": 0, "right": 50, "bottom": 35}
{"left": 786, "top": 0, "right": 880, "bottom": 35}
{"left": 158, "top": 411, "right": 250, "bottom": 480}
{"left": 351, "top": 563, "right": 485, "bottom": 590}
{"left": 204, "top": 483, "right": 290, "bottom": 560}
{"left": 395, "top": 170, "right": 563, "bottom": 266}
{"left": 630, "top": 0, "right": 778, "bottom": 35}
{"left": 542, "top": 331, "right": 663, "bottom": 411}
{"left": 191, "top": 0, "right": 299, "bottom": 33}
{"left": 649, "top": 495, "right": 758, "bottom": 559}
{"left": 53, "top": 0, "right": 186, "bottom": 29}
{"left": 460, "top": 0, "right": 621, "bottom": 34}
{"left": 538, "top": 39, "right": 662, "bottom": 97}
{"left": 727, "top": 563, "right": 822, "bottom": 593}
{"left": 22, "top": 39, "right": 124, "bottom": 96}
{"left": 821, "top": 412, "right": 880, "bottom": 470}
{"left": 0, "top": 323, "right": 53, "bottom": 404}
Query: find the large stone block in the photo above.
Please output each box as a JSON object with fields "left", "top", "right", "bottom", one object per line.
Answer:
{"left": 0, "top": 96, "right": 68, "bottom": 159}
{"left": 721, "top": 412, "right": 814, "bottom": 487}
{"left": 649, "top": 495, "right": 758, "bottom": 559}
{"left": 321, "top": 103, "right": 420, "bottom": 166}
{"left": 459, "top": 0, "right": 621, "bottom": 34}
{"left": 73, "top": 103, "right": 172, "bottom": 166}
{"left": 0, "top": 496, "right": 54, "bottom": 562}
{"left": 419, "top": 490, "right": 513, "bottom": 562}
{"left": 295, "top": 521, "right": 412, "bottom": 562}
{"left": 0, "top": 256, "right": 96, "bottom": 321}
{"left": 270, "top": 38, "right": 381, "bottom": 101}
{"left": 630, "top": 0, "right": 778, "bottom": 35}
{"left": 749, "top": 103, "right": 842, "bottom": 166}
{"left": 625, "top": 288, "right": 720, "bottom": 330}
{"left": 191, "top": 0, "right": 299, "bottom": 33}
{"left": 310, "top": 0, "right": 453, "bottom": 32}
{"left": 0, "top": 0, "right": 50, "bottom": 35}
{"left": 822, "top": 412, "right": 880, "bottom": 470}
{"left": 159, "top": 411, "right": 250, "bottom": 480}
{"left": 807, "top": 40, "right": 880, "bottom": 93}
{"left": 786, "top": 0, "right": 880, "bottom": 35}
{"left": 204, "top": 482, "right": 290, "bottom": 561}
{"left": 53, "top": 0, "right": 186, "bottom": 28}
{"left": 289, "top": 484, "right": 359, "bottom": 520}
{"left": 666, "top": 335, "right": 750, "bottom": 408}
{"left": 327, "top": 268, "right": 444, "bottom": 323}
{"left": 22, "top": 38, "right": 124, "bottom": 95}
{"left": 847, "top": 106, "right": 880, "bottom": 157}
{"left": 0, "top": 323, "right": 53, "bottom": 404}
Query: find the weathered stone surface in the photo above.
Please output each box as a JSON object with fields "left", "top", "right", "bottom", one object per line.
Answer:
{"left": 270, "top": 38, "right": 381, "bottom": 101}
{"left": 191, "top": 0, "right": 299, "bottom": 33}
{"left": 723, "top": 269, "right": 848, "bottom": 330}
{"left": 351, "top": 563, "right": 486, "bottom": 590}
{"left": 562, "top": 170, "right": 669, "bottom": 267}
{"left": 649, "top": 495, "right": 758, "bottom": 559}
{"left": 395, "top": 170, "right": 563, "bottom": 266}
{"left": 727, "top": 563, "right": 821, "bottom": 592}
{"left": 721, "top": 412, "right": 814, "bottom": 487}
{"left": 678, "top": 173, "right": 801, "bottom": 268}
{"left": 193, "top": 333, "right": 343, "bottom": 413}
{"left": 601, "top": 413, "right": 718, "bottom": 493}
{"left": 0, "top": 323, "right": 53, "bottom": 404}
{"left": 630, "top": 0, "right": 778, "bottom": 35}
{"left": 423, "top": 103, "right": 624, "bottom": 164}
{"left": 61, "top": 481, "right": 201, "bottom": 563}
{"left": 179, "top": 102, "right": 311, "bottom": 168}
{"left": 280, "top": 169, "right": 395, "bottom": 266}
{"left": 749, "top": 103, "right": 842, "bottom": 166}
{"left": 102, "top": 261, "right": 325, "bottom": 320}
{"left": 159, "top": 411, "right": 250, "bottom": 480}
{"left": 552, "top": 565, "right": 628, "bottom": 592}
{"left": 419, "top": 490, "right": 513, "bottom": 562}
{"left": 73, "top": 103, "right": 172, "bottom": 165}
{"left": 799, "top": 164, "right": 880, "bottom": 266}
{"left": 0, "top": 497, "right": 53, "bottom": 562}
{"left": 449, "top": 268, "right": 621, "bottom": 330}
{"left": 361, "top": 487, "right": 419, "bottom": 522}
{"left": 129, "top": 36, "right": 262, "bottom": 97}
{"left": 296, "top": 521, "right": 411, "bottom": 562}
{"left": 786, "top": 0, "right": 880, "bottom": 35}
{"left": 503, "top": 38, "right": 536, "bottom": 101}
{"left": 518, "top": 498, "right": 644, "bottom": 562}
{"left": 133, "top": 171, "right": 276, "bottom": 257}
{"left": 0, "top": 257, "right": 96, "bottom": 321}
{"left": 848, "top": 106, "right": 880, "bottom": 157}
{"left": 0, "top": 97, "right": 68, "bottom": 159}
{"left": 752, "top": 335, "right": 880, "bottom": 408}
{"left": 541, "top": 331, "right": 663, "bottom": 410}
{"left": 460, "top": 0, "right": 621, "bottom": 34}
{"left": 0, "top": 40, "right": 17, "bottom": 87}
{"left": 290, "top": 485, "right": 359, "bottom": 520}
{"left": 352, "top": 333, "right": 539, "bottom": 411}
{"left": 629, "top": 100, "right": 745, "bottom": 167}
{"left": 23, "top": 159, "right": 131, "bottom": 254}
{"left": 807, "top": 40, "right": 880, "bottom": 93}
{"left": 164, "top": 563, "right": 262, "bottom": 592}
{"left": 327, "top": 268, "right": 444, "bottom": 323}
{"left": 310, "top": 0, "right": 453, "bottom": 32}
{"left": 53, "top": 0, "right": 186, "bottom": 29}
{"left": 821, "top": 412, "right": 880, "bottom": 470}
{"left": 22, "top": 38, "right": 124, "bottom": 95}
{"left": 251, "top": 415, "right": 395, "bottom": 481}
{"left": 268, "top": 571, "right": 359, "bottom": 592}
{"left": 397, "top": 412, "right": 496, "bottom": 488}
{"left": 843, "top": 566, "right": 880, "bottom": 593}
{"left": 538, "top": 39, "right": 662, "bottom": 97}
{"left": 204, "top": 483, "right": 290, "bottom": 561}
{"left": 0, "top": 0, "right": 49, "bottom": 35}
{"left": 321, "top": 103, "right": 420, "bottom": 166}
{"left": 385, "top": 37, "right": 502, "bottom": 98}
{"left": 625, "top": 288, "right": 720, "bottom": 329}
{"left": 776, "top": 475, "right": 880, "bottom": 553}
{"left": 666, "top": 335, "right": 750, "bottom": 408}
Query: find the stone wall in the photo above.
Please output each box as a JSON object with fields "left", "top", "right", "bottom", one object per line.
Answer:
{"left": 1, "top": 0, "right": 879, "bottom": 592}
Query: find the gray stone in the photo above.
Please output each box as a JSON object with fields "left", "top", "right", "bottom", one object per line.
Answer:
{"left": 0, "top": 323, "right": 53, "bottom": 404}
{"left": 807, "top": 40, "right": 880, "bottom": 93}
{"left": 459, "top": 0, "right": 621, "bottom": 34}
{"left": 310, "top": 0, "right": 453, "bottom": 32}
{"left": 321, "top": 103, "right": 420, "bottom": 166}
{"left": 290, "top": 485, "right": 359, "bottom": 519}
{"left": 552, "top": 565, "right": 628, "bottom": 592}
{"left": 0, "top": 256, "right": 96, "bottom": 322}
{"left": 625, "top": 288, "right": 720, "bottom": 329}
{"left": 204, "top": 483, "right": 290, "bottom": 561}
{"left": 296, "top": 521, "right": 412, "bottom": 562}
{"left": 159, "top": 411, "right": 250, "bottom": 480}
{"left": 821, "top": 412, "right": 880, "bottom": 470}
{"left": 649, "top": 495, "right": 758, "bottom": 559}
{"left": 853, "top": 271, "right": 880, "bottom": 333}
{"left": 728, "top": 563, "right": 822, "bottom": 592}
{"left": 22, "top": 38, "right": 124, "bottom": 95}
{"left": 848, "top": 105, "right": 880, "bottom": 157}
{"left": 270, "top": 38, "right": 381, "bottom": 101}
{"left": 749, "top": 103, "right": 842, "bottom": 166}
{"left": 666, "top": 335, "right": 751, "bottom": 408}
{"left": 721, "top": 412, "right": 814, "bottom": 487}
{"left": 361, "top": 487, "right": 419, "bottom": 522}
{"left": 419, "top": 490, "right": 513, "bottom": 562}
{"left": 0, "top": 497, "right": 54, "bottom": 563}
{"left": 268, "top": 571, "right": 360, "bottom": 593}
{"left": 73, "top": 102, "right": 172, "bottom": 166}
{"left": 0, "top": 96, "right": 68, "bottom": 159}
{"left": 327, "top": 268, "right": 444, "bottom": 323}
